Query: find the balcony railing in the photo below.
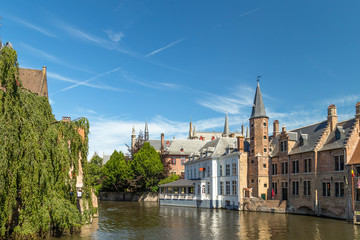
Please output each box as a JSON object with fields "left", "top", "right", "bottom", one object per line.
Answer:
{"left": 159, "top": 193, "right": 210, "bottom": 201}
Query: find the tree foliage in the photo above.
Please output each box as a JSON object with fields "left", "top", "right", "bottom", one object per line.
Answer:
{"left": 86, "top": 153, "right": 103, "bottom": 195}
{"left": 158, "top": 173, "right": 180, "bottom": 186}
{"left": 0, "top": 45, "right": 94, "bottom": 239}
{"left": 131, "top": 142, "right": 164, "bottom": 192}
{"left": 101, "top": 150, "right": 133, "bottom": 192}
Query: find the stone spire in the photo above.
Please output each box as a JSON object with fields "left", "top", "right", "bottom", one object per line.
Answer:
{"left": 193, "top": 125, "right": 196, "bottom": 137}
{"left": 250, "top": 79, "right": 268, "bottom": 119}
{"left": 246, "top": 126, "right": 249, "bottom": 138}
{"left": 223, "top": 112, "right": 230, "bottom": 136}
{"left": 144, "top": 120, "right": 149, "bottom": 141}
{"left": 189, "top": 118, "right": 193, "bottom": 139}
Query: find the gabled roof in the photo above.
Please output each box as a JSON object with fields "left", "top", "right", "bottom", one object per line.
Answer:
{"left": 19, "top": 68, "right": 48, "bottom": 98}
{"left": 250, "top": 81, "right": 267, "bottom": 119}
{"left": 288, "top": 121, "right": 327, "bottom": 154}
{"left": 348, "top": 140, "right": 360, "bottom": 165}
{"left": 320, "top": 119, "right": 356, "bottom": 151}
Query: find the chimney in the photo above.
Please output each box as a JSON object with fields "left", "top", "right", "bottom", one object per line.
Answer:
{"left": 42, "top": 66, "right": 47, "bottom": 77}
{"left": 282, "top": 124, "right": 286, "bottom": 133}
{"left": 62, "top": 116, "right": 71, "bottom": 122}
{"left": 327, "top": 104, "right": 338, "bottom": 131}
{"left": 273, "top": 120, "right": 279, "bottom": 138}
{"left": 237, "top": 136, "right": 244, "bottom": 153}
{"left": 356, "top": 102, "right": 360, "bottom": 120}
{"left": 161, "top": 133, "right": 164, "bottom": 154}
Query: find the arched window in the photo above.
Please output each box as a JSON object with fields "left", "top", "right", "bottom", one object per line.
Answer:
{"left": 263, "top": 122, "right": 267, "bottom": 127}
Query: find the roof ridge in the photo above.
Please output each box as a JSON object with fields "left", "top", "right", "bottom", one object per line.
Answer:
{"left": 289, "top": 120, "right": 327, "bottom": 132}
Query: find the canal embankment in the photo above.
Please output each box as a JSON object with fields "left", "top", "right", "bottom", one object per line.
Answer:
{"left": 99, "top": 192, "right": 158, "bottom": 201}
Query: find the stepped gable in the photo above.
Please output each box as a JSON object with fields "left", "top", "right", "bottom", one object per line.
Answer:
{"left": 320, "top": 118, "right": 356, "bottom": 151}
{"left": 287, "top": 120, "right": 328, "bottom": 155}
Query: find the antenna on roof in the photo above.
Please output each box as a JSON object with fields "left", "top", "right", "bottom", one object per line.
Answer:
{"left": 257, "top": 75, "right": 261, "bottom": 83}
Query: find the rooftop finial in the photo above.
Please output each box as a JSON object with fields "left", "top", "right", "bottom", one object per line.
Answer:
{"left": 257, "top": 75, "right": 261, "bottom": 83}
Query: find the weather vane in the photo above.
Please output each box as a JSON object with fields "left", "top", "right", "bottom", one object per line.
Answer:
{"left": 257, "top": 75, "right": 261, "bottom": 83}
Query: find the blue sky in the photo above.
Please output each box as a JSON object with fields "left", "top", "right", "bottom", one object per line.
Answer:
{"left": 1, "top": 1, "right": 360, "bottom": 157}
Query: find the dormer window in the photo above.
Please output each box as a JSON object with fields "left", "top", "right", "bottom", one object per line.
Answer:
{"left": 299, "top": 136, "right": 304, "bottom": 146}
{"left": 180, "top": 148, "right": 184, "bottom": 153}
{"left": 335, "top": 128, "right": 341, "bottom": 140}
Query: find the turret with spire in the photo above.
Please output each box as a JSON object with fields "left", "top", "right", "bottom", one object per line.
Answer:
{"left": 223, "top": 112, "right": 230, "bottom": 137}
{"left": 248, "top": 76, "right": 270, "bottom": 199}
{"left": 144, "top": 120, "right": 149, "bottom": 141}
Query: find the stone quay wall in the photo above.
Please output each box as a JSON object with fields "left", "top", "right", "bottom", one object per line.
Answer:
{"left": 99, "top": 192, "right": 159, "bottom": 202}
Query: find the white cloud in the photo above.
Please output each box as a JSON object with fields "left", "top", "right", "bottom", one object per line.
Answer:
{"left": 48, "top": 72, "right": 125, "bottom": 93}
{"left": 104, "top": 29, "right": 125, "bottom": 43}
{"left": 146, "top": 37, "right": 186, "bottom": 57}
{"left": 9, "top": 16, "right": 56, "bottom": 38}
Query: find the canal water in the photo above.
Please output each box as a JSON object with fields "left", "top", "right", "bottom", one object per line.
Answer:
{"left": 54, "top": 201, "right": 360, "bottom": 240}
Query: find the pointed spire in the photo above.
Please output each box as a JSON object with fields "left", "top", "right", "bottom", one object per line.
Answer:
{"left": 193, "top": 125, "right": 196, "bottom": 137}
{"left": 189, "top": 118, "right": 193, "bottom": 139}
{"left": 246, "top": 126, "right": 249, "bottom": 138}
{"left": 132, "top": 125, "right": 136, "bottom": 136}
{"left": 223, "top": 112, "right": 230, "bottom": 136}
{"left": 250, "top": 78, "right": 268, "bottom": 119}
{"left": 144, "top": 120, "right": 149, "bottom": 141}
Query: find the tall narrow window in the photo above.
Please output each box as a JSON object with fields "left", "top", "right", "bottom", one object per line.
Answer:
{"left": 292, "top": 160, "right": 299, "bottom": 174}
{"left": 272, "top": 182, "right": 278, "bottom": 194}
{"left": 207, "top": 182, "right": 210, "bottom": 194}
{"left": 226, "top": 164, "right": 230, "bottom": 176}
{"left": 304, "top": 181, "right": 311, "bottom": 196}
{"left": 232, "top": 163, "right": 237, "bottom": 175}
{"left": 335, "top": 182, "right": 344, "bottom": 197}
{"left": 292, "top": 181, "right": 299, "bottom": 196}
{"left": 232, "top": 181, "right": 237, "bottom": 195}
{"left": 322, "top": 182, "right": 331, "bottom": 197}
{"left": 335, "top": 155, "right": 344, "bottom": 171}
{"left": 226, "top": 181, "right": 230, "bottom": 195}
{"left": 272, "top": 164, "right": 277, "bottom": 175}
{"left": 219, "top": 182, "right": 223, "bottom": 195}
{"left": 219, "top": 165, "right": 223, "bottom": 176}
{"left": 181, "top": 157, "right": 186, "bottom": 165}
{"left": 304, "top": 159, "right": 311, "bottom": 173}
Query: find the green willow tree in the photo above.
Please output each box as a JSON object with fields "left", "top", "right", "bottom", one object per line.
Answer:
{"left": 0, "top": 45, "right": 95, "bottom": 239}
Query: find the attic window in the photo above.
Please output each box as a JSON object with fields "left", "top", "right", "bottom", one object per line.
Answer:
{"left": 166, "top": 141, "right": 170, "bottom": 146}
{"left": 335, "top": 129, "right": 341, "bottom": 140}
{"left": 299, "top": 136, "right": 304, "bottom": 146}
{"left": 180, "top": 148, "right": 184, "bottom": 153}
{"left": 200, "top": 136, "right": 203, "bottom": 140}
{"left": 212, "top": 136, "right": 215, "bottom": 140}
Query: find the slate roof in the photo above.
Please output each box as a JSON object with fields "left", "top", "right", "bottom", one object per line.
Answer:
{"left": 250, "top": 82, "right": 267, "bottom": 119}
{"left": 148, "top": 139, "right": 172, "bottom": 151}
{"left": 158, "top": 179, "right": 199, "bottom": 187}
{"left": 167, "top": 139, "right": 208, "bottom": 155}
{"left": 188, "top": 137, "right": 241, "bottom": 162}
{"left": 288, "top": 120, "right": 327, "bottom": 155}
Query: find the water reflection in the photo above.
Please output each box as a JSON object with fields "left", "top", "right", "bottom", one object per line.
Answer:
{"left": 53, "top": 201, "right": 360, "bottom": 240}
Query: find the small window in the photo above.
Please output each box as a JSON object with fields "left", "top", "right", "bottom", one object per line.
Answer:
{"left": 264, "top": 135, "right": 267, "bottom": 139}
{"left": 299, "top": 136, "right": 304, "bottom": 146}
{"left": 180, "top": 148, "right": 184, "bottom": 153}
{"left": 263, "top": 164, "right": 267, "bottom": 169}
{"left": 264, "top": 183, "right": 267, "bottom": 188}
{"left": 251, "top": 179, "right": 254, "bottom": 183}
{"left": 335, "top": 129, "right": 341, "bottom": 140}
{"left": 251, "top": 124, "right": 254, "bottom": 128}
{"left": 264, "top": 148, "right": 267, "bottom": 152}
{"left": 263, "top": 122, "right": 267, "bottom": 127}
{"left": 251, "top": 149, "right": 254, "bottom": 153}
